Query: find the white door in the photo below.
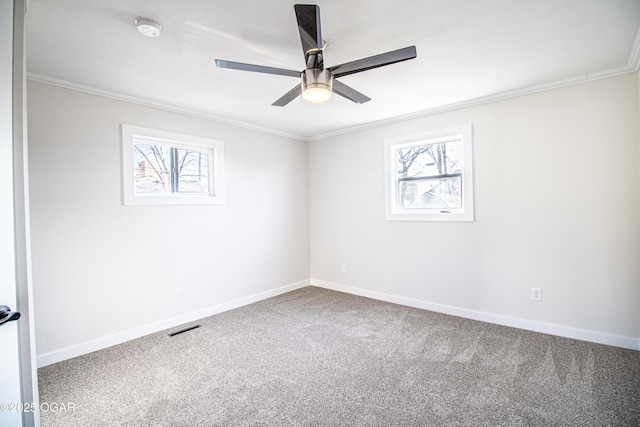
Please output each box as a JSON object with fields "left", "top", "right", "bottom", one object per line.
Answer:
{"left": 1, "top": 1, "right": 39, "bottom": 426}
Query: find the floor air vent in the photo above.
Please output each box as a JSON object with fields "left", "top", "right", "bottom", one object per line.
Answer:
{"left": 168, "top": 325, "right": 201, "bottom": 337}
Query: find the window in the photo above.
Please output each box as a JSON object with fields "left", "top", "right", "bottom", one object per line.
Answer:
{"left": 121, "top": 124, "right": 225, "bottom": 205}
{"left": 385, "top": 125, "right": 473, "bottom": 221}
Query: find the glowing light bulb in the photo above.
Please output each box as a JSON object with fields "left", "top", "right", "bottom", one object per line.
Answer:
{"left": 302, "top": 87, "right": 332, "bottom": 103}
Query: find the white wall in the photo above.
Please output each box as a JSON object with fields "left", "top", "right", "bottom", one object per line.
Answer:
{"left": 28, "top": 72, "right": 640, "bottom": 364}
{"left": 27, "top": 81, "right": 310, "bottom": 364}
{"left": 309, "top": 73, "right": 640, "bottom": 348}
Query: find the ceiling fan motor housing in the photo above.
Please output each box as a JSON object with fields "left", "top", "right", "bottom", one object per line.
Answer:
{"left": 302, "top": 68, "right": 332, "bottom": 91}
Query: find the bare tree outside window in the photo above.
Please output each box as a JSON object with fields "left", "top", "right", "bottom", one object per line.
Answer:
{"left": 133, "top": 143, "right": 210, "bottom": 194}
{"left": 385, "top": 126, "right": 473, "bottom": 221}
{"left": 396, "top": 139, "right": 463, "bottom": 209}
{"left": 122, "top": 124, "right": 225, "bottom": 206}
{"left": 175, "top": 148, "right": 210, "bottom": 193}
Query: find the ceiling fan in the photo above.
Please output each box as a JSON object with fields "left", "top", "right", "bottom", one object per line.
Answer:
{"left": 215, "top": 4, "right": 417, "bottom": 106}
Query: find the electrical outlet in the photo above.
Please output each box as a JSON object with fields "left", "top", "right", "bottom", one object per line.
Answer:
{"left": 174, "top": 287, "right": 183, "bottom": 301}
{"left": 341, "top": 264, "right": 347, "bottom": 273}
{"left": 531, "top": 287, "right": 542, "bottom": 302}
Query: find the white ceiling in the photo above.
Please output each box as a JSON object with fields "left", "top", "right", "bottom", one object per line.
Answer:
{"left": 26, "top": 0, "right": 640, "bottom": 140}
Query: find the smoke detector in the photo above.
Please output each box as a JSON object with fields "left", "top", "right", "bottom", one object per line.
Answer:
{"left": 135, "top": 18, "right": 162, "bottom": 37}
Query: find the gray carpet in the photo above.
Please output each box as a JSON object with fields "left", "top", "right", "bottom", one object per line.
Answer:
{"left": 38, "top": 287, "right": 640, "bottom": 426}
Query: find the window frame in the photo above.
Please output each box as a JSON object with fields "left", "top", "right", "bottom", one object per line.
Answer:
{"left": 384, "top": 125, "right": 474, "bottom": 222}
{"left": 121, "top": 124, "right": 225, "bottom": 206}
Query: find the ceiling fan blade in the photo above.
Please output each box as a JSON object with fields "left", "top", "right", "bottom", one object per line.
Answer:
{"left": 215, "top": 59, "right": 300, "bottom": 78}
{"left": 332, "top": 80, "right": 371, "bottom": 104}
{"left": 272, "top": 84, "right": 302, "bottom": 107}
{"left": 328, "top": 46, "right": 417, "bottom": 78}
{"left": 294, "top": 4, "right": 322, "bottom": 55}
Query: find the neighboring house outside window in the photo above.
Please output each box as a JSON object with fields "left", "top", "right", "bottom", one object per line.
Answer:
{"left": 384, "top": 125, "right": 473, "bottom": 221}
{"left": 121, "top": 124, "right": 225, "bottom": 205}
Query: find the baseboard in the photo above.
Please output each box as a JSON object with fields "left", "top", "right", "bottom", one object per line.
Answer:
{"left": 311, "top": 279, "right": 640, "bottom": 351}
{"left": 37, "top": 278, "right": 638, "bottom": 367}
{"left": 37, "top": 280, "right": 311, "bottom": 367}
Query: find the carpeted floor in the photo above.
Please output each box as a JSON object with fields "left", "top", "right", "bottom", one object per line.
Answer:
{"left": 38, "top": 287, "right": 640, "bottom": 426}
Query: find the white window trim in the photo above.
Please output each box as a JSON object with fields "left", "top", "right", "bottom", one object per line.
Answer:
{"left": 121, "top": 124, "right": 225, "bottom": 206}
{"left": 384, "top": 125, "right": 474, "bottom": 222}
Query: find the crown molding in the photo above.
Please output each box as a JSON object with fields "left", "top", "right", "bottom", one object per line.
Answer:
{"left": 29, "top": 60, "right": 638, "bottom": 144}
{"left": 26, "top": 73, "right": 307, "bottom": 142}
{"left": 307, "top": 65, "right": 638, "bottom": 142}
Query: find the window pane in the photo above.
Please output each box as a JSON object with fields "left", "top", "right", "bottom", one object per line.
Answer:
{"left": 397, "top": 140, "right": 463, "bottom": 179}
{"left": 123, "top": 124, "right": 225, "bottom": 205}
{"left": 398, "top": 175, "right": 462, "bottom": 209}
{"left": 176, "top": 148, "right": 210, "bottom": 194}
{"left": 384, "top": 125, "right": 473, "bottom": 221}
{"left": 133, "top": 143, "right": 171, "bottom": 194}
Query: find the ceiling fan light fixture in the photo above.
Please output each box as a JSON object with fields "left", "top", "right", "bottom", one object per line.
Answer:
{"left": 135, "top": 18, "right": 163, "bottom": 37}
{"left": 301, "top": 69, "right": 333, "bottom": 104}
{"left": 302, "top": 86, "right": 332, "bottom": 103}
